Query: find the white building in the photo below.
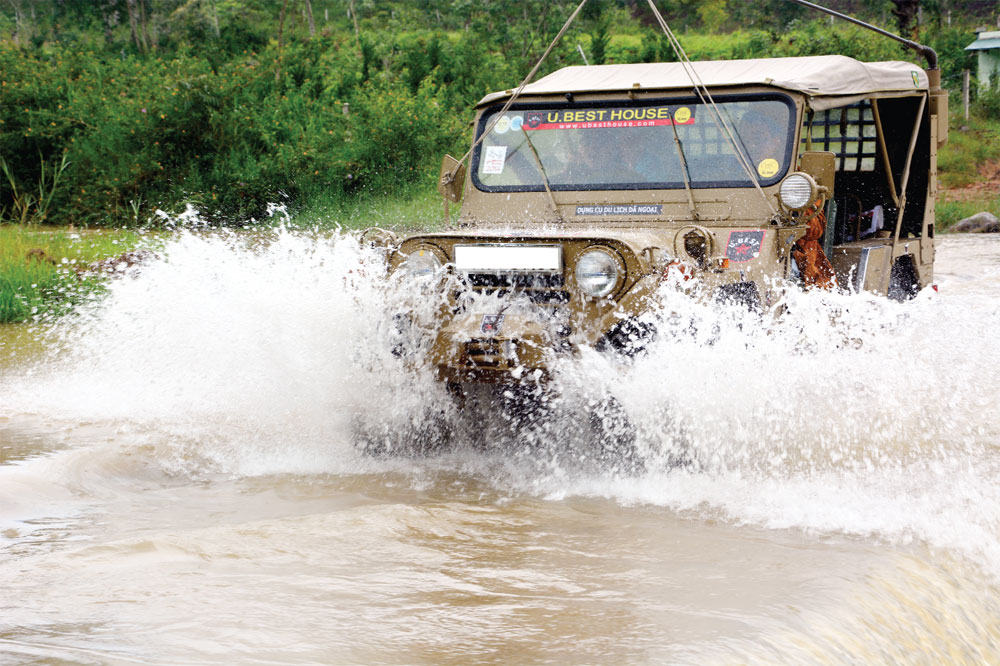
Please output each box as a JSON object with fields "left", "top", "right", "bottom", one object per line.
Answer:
{"left": 965, "top": 30, "right": 1000, "bottom": 89}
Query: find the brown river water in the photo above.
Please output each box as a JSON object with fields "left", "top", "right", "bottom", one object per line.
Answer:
{"left": 1, "top": 230, "right": 999, "bottom": 664}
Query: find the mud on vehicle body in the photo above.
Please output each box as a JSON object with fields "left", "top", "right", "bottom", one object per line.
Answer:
{"left": 366, "top": 53, "right": 946, "bottom": 387}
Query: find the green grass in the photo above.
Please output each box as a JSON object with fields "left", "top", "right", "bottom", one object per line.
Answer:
{"left": 938, "top": 112, "right": 1000, "bottom": 189}
{"left": 1, "top": 184, "right": 452, "bottom": 322}
{"left": 935, "top": 110, "right": 1000, "bottom": 230}
{"left": 0, "top": 225, "right": 155, "bottom": 323}
{"left": 293, "top": 182, "right": 458, "bottom": 232}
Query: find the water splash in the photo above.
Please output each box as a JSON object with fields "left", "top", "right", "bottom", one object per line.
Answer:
{"left": 2, "top": 228, "right": 999, "bottom": 579}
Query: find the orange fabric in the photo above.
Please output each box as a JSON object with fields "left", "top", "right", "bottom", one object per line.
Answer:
{"left": 662, "top": 260, "right": 692, "bottom": 281}
{"left": 792, "top": 200, "right": 836, "bottom": 290}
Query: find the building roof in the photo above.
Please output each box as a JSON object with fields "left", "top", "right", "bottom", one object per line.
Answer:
{"left": 478, "top": 55, "right": 928, "bottom": 110}
{"left": 966, "top": 31, "right": 1000, "bottom": 51}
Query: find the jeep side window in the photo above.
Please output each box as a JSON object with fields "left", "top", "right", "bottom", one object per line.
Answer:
{"left": 807, "top": 97, "right": 930, "bottom": 246}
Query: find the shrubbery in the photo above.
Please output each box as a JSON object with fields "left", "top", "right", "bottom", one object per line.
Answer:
{"left": 0, "top": 33, "right": 488, "bottom": 226}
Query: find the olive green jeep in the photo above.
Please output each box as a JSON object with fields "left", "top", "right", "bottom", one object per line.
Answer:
{"left": 369, "top": 54, "right": 945, "bottom": 388}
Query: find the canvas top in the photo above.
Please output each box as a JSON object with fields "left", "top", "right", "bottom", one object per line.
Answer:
{"left": 478, "top": 55, "right": 928, "bottom": 110}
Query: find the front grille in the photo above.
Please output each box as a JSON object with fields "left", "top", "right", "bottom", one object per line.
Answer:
{"left": 460, "top": 272, "right": 570, "bottom": 305}
{"left": 464, "top": 338, "right": 514, "bottom": 368}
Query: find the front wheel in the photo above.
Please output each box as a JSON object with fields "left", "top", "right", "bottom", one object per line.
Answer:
{"left": 887, "top": 258, "right": 919, "bottom": 301}
{"left": 588, "top": 396, "right": 644, "bottom": 476}
{"left": 597, "top": 318, "right": 657, "bottom": 357}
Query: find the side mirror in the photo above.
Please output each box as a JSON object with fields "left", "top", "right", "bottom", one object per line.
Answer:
{"left": 359, "top": 226, "right": 398, "bottom": 249}
{"left": 799, "top": 151, "right": 836, "bottom": 199}
{"left": 437, "top": 154, "right": 466, "bottom": 203}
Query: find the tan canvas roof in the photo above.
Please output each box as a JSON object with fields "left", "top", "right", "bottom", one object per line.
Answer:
{"left": 478, "top": 55, "right": 928, "bottom": 110}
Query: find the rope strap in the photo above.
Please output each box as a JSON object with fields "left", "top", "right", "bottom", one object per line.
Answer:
{"left": 645, "top": 0, "right": 777, "bottom": 216}
{"left": 444, "top": 0, "right": 591, "bottom": 184}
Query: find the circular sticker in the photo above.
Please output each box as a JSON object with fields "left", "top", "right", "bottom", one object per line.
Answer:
{"left": 509, "top": 115, "right": 524, "bottom": 132}
{"left": 494, "top": 115, "right": 510, "bottom": 134}
{"left": 673, "top": 107, "right": 692, "bottom": 124}
{"left": 757, "top": 158, "right": 780, "bottom": 178}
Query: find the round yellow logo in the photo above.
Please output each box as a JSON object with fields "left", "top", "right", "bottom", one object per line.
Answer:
{"left": 757, "top": 158, "right": 779, "bottom": 178}
{"left": 673, "top": 107, "right": 692, "bottom": 124}
{"left": 494, "top": 116, "right": 511, "bottom": 134}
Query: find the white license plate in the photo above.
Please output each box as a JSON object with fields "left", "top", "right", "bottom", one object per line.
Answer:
{"left": 453, "top": 245, "right": 562, "bottom": 273}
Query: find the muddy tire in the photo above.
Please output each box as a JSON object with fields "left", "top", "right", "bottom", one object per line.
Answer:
{"left": 888, "top": 257, "right": 919, "bottom": 301}
{"left": 494, "top": 383, "right": 554, "bottom": 455}
{"left": 597, "top": 318, "right": 657, "bottom": 357}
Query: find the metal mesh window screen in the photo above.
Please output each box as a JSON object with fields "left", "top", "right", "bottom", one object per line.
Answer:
{"left": 800, "top": 102, "right": 877, "bottom": 172}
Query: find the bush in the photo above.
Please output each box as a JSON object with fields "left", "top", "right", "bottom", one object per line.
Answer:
{"left": 771, "top": 20, "right": 907, "bottom": 62}
{"left": 927, "top": 25, "right": 977, "bottom": 102}
{"left": 341, "top": 77, "right": 465, "bottom": 195}
{"left": 976, "top": 71, "right": 1000, "bottom": 120}
{"left": 0, "top": 30, "right": 479, "bottom": 226}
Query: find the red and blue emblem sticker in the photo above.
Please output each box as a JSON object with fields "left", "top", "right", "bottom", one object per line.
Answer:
{"left": 726, "top": 230, "right": 766, "bottom": 263}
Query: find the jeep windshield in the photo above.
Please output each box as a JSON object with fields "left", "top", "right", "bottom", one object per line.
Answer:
{"left": 472, "top": 95, "right": 795, "bottom": 192}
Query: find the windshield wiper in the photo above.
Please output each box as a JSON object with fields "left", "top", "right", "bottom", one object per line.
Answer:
{"left": 521, "top": 127, "right": 564, "bottom": 223}
{"left": 670, "top": 121, "right": 700, "bottom": 221}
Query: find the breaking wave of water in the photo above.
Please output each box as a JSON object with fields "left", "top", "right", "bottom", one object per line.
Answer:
{"left": 2, "top": 227, "right": 999, "bottom": 583}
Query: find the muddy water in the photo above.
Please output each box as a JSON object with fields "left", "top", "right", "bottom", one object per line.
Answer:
{"left": 1, "top": 231, "right": 999, "bottom": 665}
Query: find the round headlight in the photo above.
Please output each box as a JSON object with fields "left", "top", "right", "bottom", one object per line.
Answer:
{"left": 779, "top": 173, "right": 817, "bottom": 210}
{"left": 575, "top": 249, "right": 621, "bottom": 298}
{"left": 402, "top": 247, "right": 442, "bottom": 278}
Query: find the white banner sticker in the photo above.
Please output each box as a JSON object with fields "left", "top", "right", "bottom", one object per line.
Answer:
{"left": 482, "top": 145, "right": 507, "bottom": 174}
{"left": 454, "top": 245, "right": 562, "bottom": 272}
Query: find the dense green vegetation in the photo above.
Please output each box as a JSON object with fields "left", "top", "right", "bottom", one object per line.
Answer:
{"left": 0, "top": 0, "right": 995, "bottom": 229}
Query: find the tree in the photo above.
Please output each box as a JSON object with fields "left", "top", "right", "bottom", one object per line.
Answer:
{"left": 6, "top": 0, "right": 29, "bottom": 45}
{"left": 583, "top": 0, "right": 610, "bottom": 64}
{"left": 697, "top": 0, "right": 727, "bottom": 32}
{"left": 590, "top": 18, "right": 609, "bottom": 64}
{"left": 727, "top": 0, "right": 808, "bottom": 36}
{"left": 124, "top": 0, "right": 153, "bottom": 53}
{"left": 889, "top": 0, "right": 920, "bottom": 39}
{"left": 303, "top": 0, "right": 315, "bottom": 36}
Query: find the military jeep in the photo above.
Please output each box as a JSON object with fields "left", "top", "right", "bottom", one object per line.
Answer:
{"left": 375, "top": 54, "right": 946, "bottom": 386}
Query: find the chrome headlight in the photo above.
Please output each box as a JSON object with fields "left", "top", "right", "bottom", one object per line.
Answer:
{"left": 575, "top": 248, "right": 621, "bottom": 298}
{"left": 402, "top": 246, "right": 443, "bottom": 278}
{"left": 779, "top": 172, "right": 818, "bottom": 210}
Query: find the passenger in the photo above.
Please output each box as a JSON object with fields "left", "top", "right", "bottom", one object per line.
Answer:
{"left": 497, "top": 140, "right": 539, "bottom": 186}
{"left": 734, "top": 109, "right": 788, "bottom": 178}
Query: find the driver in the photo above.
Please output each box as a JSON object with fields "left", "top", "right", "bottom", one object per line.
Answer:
{"left": 553, "top": 130, "right": 644, "bottom": 185}
{"left": 735, "top": 109, "right": 787, "bottom": 176}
